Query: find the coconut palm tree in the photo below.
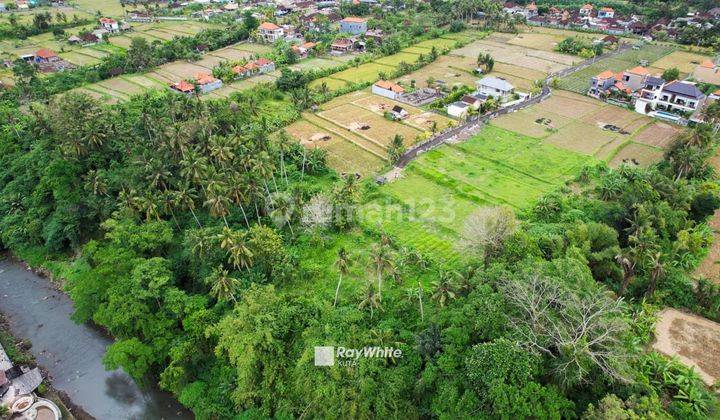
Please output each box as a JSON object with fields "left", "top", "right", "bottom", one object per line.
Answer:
{"left": 358, "top": 282, "right": 381, "bottom": 319}
{"left": 204, "top": 183, "right": 231, "bottom": 227}
{"left": 175, "top": 183, "right": 202, "bottom": 228}
{"left": 208, "top": 266, "right": 240, "bottom": 303}
{"left": 229, "top": 235, "right": 253, "bottom": 271}
{"left": 334, "top": 247, "right": 350, "bottom": 307}
{"left": 370, "top": 242, "right": 392, "bottom": 302}
{"left": 227, "top": 173, "right": 251, "bottom": 229}
{"left": 431, "top": 271, "right": 458, "bottom": 308}
{"left": 269, "top": 192, "right": 295, "bottom": 235}
{"left": 645, "top": 251, "right": 665, "bottom": 298}
{"left": 188, "top": 228, "right": 213, "bottom": 258}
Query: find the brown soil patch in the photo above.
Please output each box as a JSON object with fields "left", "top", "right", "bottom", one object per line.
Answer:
{"left": 632, "top": 122, "right": 683, "bottom": 149}
{"left": 653, "top": 308, "right": 720, "bottom": 386}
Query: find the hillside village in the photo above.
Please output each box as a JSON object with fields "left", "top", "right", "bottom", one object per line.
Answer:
{"left": 1, "top": 0, "right": 720, "bottom": 419}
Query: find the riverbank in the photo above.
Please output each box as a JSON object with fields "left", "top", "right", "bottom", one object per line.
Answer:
{"left": 0, "top": 255, "right": 193, "bottom": 419}
{"left": 0, "top": 314, "right": 87, "bottom": 419}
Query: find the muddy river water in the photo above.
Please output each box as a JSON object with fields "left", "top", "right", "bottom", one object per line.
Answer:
{"left": 0, "top": 258, "right": 193, "bottom": 419}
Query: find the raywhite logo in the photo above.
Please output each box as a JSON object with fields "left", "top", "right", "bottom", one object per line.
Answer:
{"left": 314, "top": 346, "right": 335, "bottom": 366}
{"left": 314, "top": 346, "right": 402, "bottom": 367}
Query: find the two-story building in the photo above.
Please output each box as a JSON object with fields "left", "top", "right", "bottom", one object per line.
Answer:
{"left": 655, "top": 80, "right": 706, "bottom": 114}
{"left": 99, "top": 17, "right": 120, "bottom": 33}
{"left": 258, "top": 22, "right": 284, "bottom": 43}
{"left": 339, "top": 17, "right": 368, "bottom": 35}
{"left": 597, "top": 7, "right": 615, "bottom": 19}
{"left": 621, "top": 66, "right": 650, "bottom": 91}
{"left": 589, "top": 70, "right": 616, "bottom": 97}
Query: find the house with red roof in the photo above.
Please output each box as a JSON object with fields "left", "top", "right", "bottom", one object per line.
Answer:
{"left": 34, "top": 49, "right": 58, "bottom": 63}
{"left": 258, "top": 22, "right": 284, "bottom": 43}
{"left": 598, "top": 7, "right": 614, "bottom": 19}
{"left": 621, "top": 66, "right": 650, "bottom": 91}
{"left": 579, "top": 4, "right": 593, "bottom": 16}
{"left": 372, "top": 80, "right": 405, "bottom": 100}
{"left": 99, "top": 17, "right": 119, "bottom": 33}
{"left": 330, "top": 38, "right": 354, "bottom": 54}
{"left": 193, "top": 72, "right": 223, "bottom": 93}
{"left": 253, "top": 58, "right": 276, "bottom": 74}
{"left": 588, "top": 70, "right": 616, "bottom": 97}
{"left": 292, "top": 41, "right": 317, "bottom": 58}
{"left": 170, "top": 80, "right": 196, "bottom": 95}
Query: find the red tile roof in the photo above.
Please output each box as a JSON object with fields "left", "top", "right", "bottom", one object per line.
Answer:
{"left": 254, "top": 58, "right": 273, "bottom": 66}
{"left": 341, "top": 17, "right": 367, "bottom": 23}
{"left": 35, "top": 48, "right": 57, "bottom": 59}
{"left": 374, "top": 80, "right": 405, "bottom": 93}
{"left": 259, "top": 22, "right": 281, "bottom": 30}
{"left": 171, "top": 80, "right": 195, "bottom": 92}
{"left": 194, "top": 72, "right": 218, "bottom": 85}
{"left": 100, "top": 17, "right": 117, "bottom": 24}
{"left": 626, "top": 66, "right": 650, "bottom": 75}
{"left": 596, "top": 70, "right": 614, "bottom": 80}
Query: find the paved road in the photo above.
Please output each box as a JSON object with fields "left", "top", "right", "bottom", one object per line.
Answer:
{"left": 391, "top": 43, "right": 632, "bottom": 172}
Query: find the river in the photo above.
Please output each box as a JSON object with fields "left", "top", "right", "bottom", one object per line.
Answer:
{"left": 0, "top": 258, "right": 193, "bottom": 420}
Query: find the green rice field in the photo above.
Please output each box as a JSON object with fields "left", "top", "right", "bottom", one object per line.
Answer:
{"left": 363, "top": 126, "right": 591, "bottom": 264}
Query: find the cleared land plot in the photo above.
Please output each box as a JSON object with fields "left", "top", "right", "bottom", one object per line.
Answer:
{"left": 580, "top": 104, "right": 651, "bottom": 132}
{"left": 95, "top": 77, "right": 148, "bottom": 96}
{"left": 541, "top": 90, "right": 606, "bottom": 118}
{"left": 452, "top": 39, "right": 573, "bottom": 74}
{"left": 413, "top": 37, "right": 463, "bottom": 50}
{"left": 395, "top": 55, "right": 477, "bottom": 88}
{"left": 651, "top": 50, "right": 713, "bottom": 74}
{"left": 233, "top": 43, "right": 273, "bottom": 54}
{"left": 609, "top": 143, "right": 664, "bottom": 168}
{"left": 654, "top": 308, "right": 720, "bottom": 386}
{"left": 557, "top": 44, "right": 676, "bottom": 94}
{"left": 206, "top": 48, "right": 254, "bottom": 61}
{"left": 492, "top": 62, "right": 547, "bottom": 82}
{"left": 351, "top": 94, "right": 454, "bottom": 131}
{"left": 162, "top": 62, "right": 214, "bottom": 79}
{"left": 318, "top": 103, "right": 424, "bottom": 148}
{"left": 284, "top": 118, "right": 385, "bottom": 175}
{"left": 543, "top": 120, "right": 618, "bottom": 156}
{"left": 507, "top": 32, "right": 568, "bottom": 52}
{"left": 632, "top": 121, "right": 683, "bottom": 149}
{"left": 492, "top": 107, "right": 573, "bottom": 139}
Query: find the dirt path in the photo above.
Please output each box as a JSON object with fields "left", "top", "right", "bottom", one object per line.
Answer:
{"left": 653, "top": 308, "right": 720, "bottom": 387}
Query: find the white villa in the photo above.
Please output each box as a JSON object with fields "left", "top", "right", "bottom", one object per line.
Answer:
{"left": 476, "top": 76, "right": 515, "bottom": 101}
